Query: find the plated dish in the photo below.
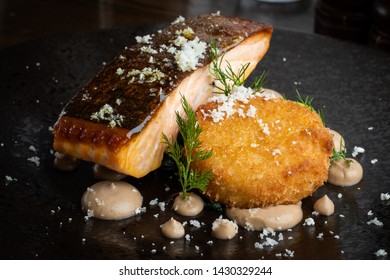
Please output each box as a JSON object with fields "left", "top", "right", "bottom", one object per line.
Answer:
{"left": 0, "top": 21, "right": 389, "bottom": 259}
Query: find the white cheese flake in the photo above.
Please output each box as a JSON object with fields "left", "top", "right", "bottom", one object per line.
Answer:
{"left": 380, "top": 193, "right": 390, "bottom": 201}
{"left": 171, "top": 15, "right": 185, "bottom": 25}
{"left": 303, "top": 217, "right": 315, "bottom": 226}
{"left": 371, "top": 159, "right": 378, "bottom": 164}
{"left": 352, "top": 146, "right": 365, "bottom": 157}
{"left": 374, "top": 249, "right": 387, "bottom": 257}
{"left": 367, "top": 217, "right": 384, "bottom": 227}
{"left": 149, "top": 198, "right": 158, "bottom": 206}
{"left": 158, "top": 202, "right": 166, "bottom": 211}
{"left": 27, "top": 156, "right": 40, "bottom": 166}
{"left": 140, "top": 45, "right": 158, "bottom": 54}
{"left": 272, "top": 149, "right": 282, "bottom": 156}
{"left": 135, "top": 34, "right": 153, "bottom": 44}
{"left": 90, "top": 104, "right": 124, "bottom": 128}
{"left": 189, "top": 220, "right": 201, "bottom": 228}
{"left": 174, "top": 36, "right": 207, "bottom": 72}
{"left": 116, "top": 67, "right": 124, "bottom": 76}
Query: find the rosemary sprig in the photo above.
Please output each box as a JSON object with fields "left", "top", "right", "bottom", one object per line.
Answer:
{"left": 295, "top": 90, "right": 326, "bottom": 126}
{"left": 162, "top": 96, "right": 213, "bottom": 199}
{"left": 209, "top": 39, "right": 249, "bottom": 96}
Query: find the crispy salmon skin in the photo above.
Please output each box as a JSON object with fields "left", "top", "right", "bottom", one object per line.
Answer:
{"left": 53, "top": 14, "right": 273, "bottom": 178}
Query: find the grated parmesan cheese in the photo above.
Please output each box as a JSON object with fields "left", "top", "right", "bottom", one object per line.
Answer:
{"left": 374, "top": 249, "right": 387, "bottom": 257}
{"left": 190, "top": 220, "right": 202, "bottom": 228}
{"left": 90, "top": 104, "right": 124, "bottom": 128}
{"left": 380, "top": 193, "right": 390, "bottom": 201}
{"left": 367, "top": 217, "right": 384, "bottom": 227}
{"left": 27, "top": 156, "right": 40, "bottom": 166}
{"left": 171, "top": 15, "right": 185, "bottom": 25}
{"left": 174, "top": 36, "right": 207, "bottom": 72}
{"left": 135, "top": 34, "right": 153, "bottom": 44}
{"left": 352, "top": 146, "right": 365, "bottom": 157}
{"left": 149, "top": 198, "right": 158, "bottom": 206}
{"left": 303, "top": 217, "right": 315, "bottom": 226}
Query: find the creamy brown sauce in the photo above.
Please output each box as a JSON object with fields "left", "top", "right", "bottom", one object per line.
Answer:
{"left": 226, "top": 202, "right": 303, "bottom": 231}
{"left": 53, "top": 152, "right": 79, "bottom": 171}
{"left": 261, "top": 88, "right": 284, "bottom": 99}
{"left": 211, "top": 216, "right": 238, "bottom": 240}
{"left": 81, "top": 181, "right": 143, "bottom": 220}
{"left": 314, "top": 195, "right": 334, "bottom": 216}
{"left": 328, "top": 158, "right": 363, "bottom": 187}
{"left": 172, "top": 192, "right": 204, "bottom": 216}
{"left": 329, "top": 129, "right": 345, "bottom": 152}
{"left": 160, "top": 217, "right": 185, "bottom": 239}
{"left": 92, "top": 164, "right": 127, "bottom": 181}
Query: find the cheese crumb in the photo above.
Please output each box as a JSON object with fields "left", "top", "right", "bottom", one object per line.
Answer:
{"left": 367, "top": 217, "right": 384, "bottom": 227}
{"left": 190, "top": 220, "right": 201, "bottom": 228}
{"left": 27, "top": 156, "right": 40, "bottom": 166}
{"left": 352, "top": 146, "right": 365, "bottom": 157}
{"left": 135, "top": 35, "right": 153, "bottom": 44}
{"left": 303, "top": 217, "right": 315, "bottom": 226}
{"left": 371, "top": 159, "right": 378, "bottom": 164}
{"left": 90, "top": 104, "right": 124, "bottom": 128}
{"left": 174, "top": 36, "right": 207, "bottom": 72}
{"left": 380, "top": 193, "right": 390, "bottom": 201}
{"left": 158, "top": 202, "right": 166, "bottom": 211}
{"left": 116, "top": 67, "right": 124, "bottom": 76}
{"left": 149, "top": 198, "right": 158, "bottom": 206}
{"left": 171, "top": 15, "right": 185, "bottom": 25}
{"left": 374, "top": 249, "right": 387, "bottom": 257}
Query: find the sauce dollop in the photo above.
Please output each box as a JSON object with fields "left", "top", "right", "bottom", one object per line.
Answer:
{"left": 328, "top": 158, "right": 363, "bottom": 187}
{"left": 329, "top": 129, "right": 345, "bottom": 152}
{"left": 172, "top": 192, "right": 204, "bottom": 216}
{"left": 92, "top": 164, "right": 127, "bottom": 181}
{"left": 160, "top": 218, "right": 185, "bottom": 239}
{"left": 53, "top": 152, "right": 79, "bottom": 171}
{"left": 226, "top": 202, "right": 302, "bottom": 231}
{"left": 211, "top": 216, "right": 238, "bottom": 240}
{"left": 314, "top": 195, "right": 334, "bottom": 216}
{"left": 81, "top": 181, "right": 143, "bottom": 220}
{"left": 262, "top": 88, "right": 284, "bottom": 99}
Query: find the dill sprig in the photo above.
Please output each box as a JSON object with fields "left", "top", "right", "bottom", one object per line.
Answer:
{"left": 250, "top": 70, "right": 268, "bottom": 93}
{"left": 295, "top": 90, "right": 326, "bottom": 126}
{"left": 209, "top": 39, "right": 249, "bottom": 96}
{"left": 162, "top": 96, "right": 213, "bottom": 199}
{"left": 330, "top": 140, "right": 352, "bottom": 165}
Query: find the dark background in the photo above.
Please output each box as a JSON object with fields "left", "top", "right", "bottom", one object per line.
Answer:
{"left": 0, "top": 0, "right": 389, "bottom": 51}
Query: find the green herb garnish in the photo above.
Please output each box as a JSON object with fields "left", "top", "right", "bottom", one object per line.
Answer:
{"left": 295, "top": 90, "right": 325, "bottom": 125}
{"left": 330, "top": 140, "right": 352, "bottom": 166}
{"left": 162, "top": 96, "right": 213, "bottom": 199}
{"left": 250, "top": 70, "right": 268, "bottom": 93}
{"left": 209, "top": 39, "right": 249, "bottom": 96}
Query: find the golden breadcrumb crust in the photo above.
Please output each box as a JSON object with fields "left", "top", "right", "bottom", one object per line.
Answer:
{"left": 193, "top": 96, "right": 333, "bottom": 208}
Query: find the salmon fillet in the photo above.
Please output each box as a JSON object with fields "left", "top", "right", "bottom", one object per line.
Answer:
{"left": 53, "top": 14, "right": 273, "bottom": 178}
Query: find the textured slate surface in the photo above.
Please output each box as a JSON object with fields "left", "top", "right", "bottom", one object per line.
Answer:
{"left": 0, "top": 24, "right": 389, "bottom": 260}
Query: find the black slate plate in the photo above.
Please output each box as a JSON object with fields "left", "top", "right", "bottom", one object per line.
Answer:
{"left": 0, "top": 24, "right": 389, "bottom": 260}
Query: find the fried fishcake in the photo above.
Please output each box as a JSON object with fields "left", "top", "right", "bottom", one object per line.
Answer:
{"left": 193, "top": 91, "right": 333, "bottom": 208}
